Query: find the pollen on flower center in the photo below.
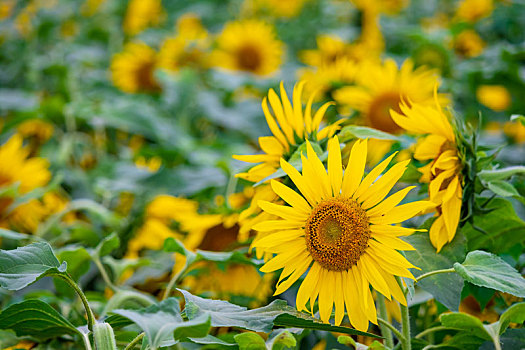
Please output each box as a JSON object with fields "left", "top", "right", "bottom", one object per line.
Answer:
{"left": 305, "top": 198, "right": 371, "bottom": 271}
{"left": 368, "top": 92, "right": 405, "bottom": 134}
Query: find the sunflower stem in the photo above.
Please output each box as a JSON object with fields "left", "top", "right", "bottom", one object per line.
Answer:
{"left": 125, "top": 332, "right": 144, "bottom": 350}
{"left": 377, "top": 317, "right": 403, "bottom": 345}
{"left": 414, "top": 326, "right": 451, "bottom": 339}
{"left": 377, "top": 295, "right": 395, "bottom": 348}
{"left": 396, "top": 276, "right": 411, "bottom": 350}
{"left": 415, "top": 268, "right": 455, "bottom": 283}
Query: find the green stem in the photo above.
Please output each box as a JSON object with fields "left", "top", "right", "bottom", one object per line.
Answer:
{"left": 415, "top": 326, "right": 450, "bottom": 339}
{"left": 396, "top": 277, "right": 411, "bottom": 350}
{"left": 377, "top": 317, "right": 404, "bottom": 344}
{"left": 93, "top": 256, "right": 118, "bottom": 292}
{"left": 377, "top": 295, "right": 395, "bottom": 348}
{"left": 125, "top": 332, "right": 145, "bottom": 350}
{"left": 81, "top": 332, "right": 93, "bottom": 350}
{"left": 415, "top": 268, "right": 455, "bottom": 283}
{"left": 58, "top": 274, "right": 96, "bottom": 332}
{"left": 162, "top": 267, "right": 186, "bottom": 300}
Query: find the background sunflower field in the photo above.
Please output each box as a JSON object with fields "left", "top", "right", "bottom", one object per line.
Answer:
{"left": 0, "top": 0, "right": 525, "bottom": 349}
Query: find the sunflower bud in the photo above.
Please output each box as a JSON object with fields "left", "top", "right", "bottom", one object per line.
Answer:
{"left": 93, "top": 322, "right": 117, "bottom": 350}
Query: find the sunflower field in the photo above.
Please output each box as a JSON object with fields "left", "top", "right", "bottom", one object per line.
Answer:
{"left": 1, "top": 0, "right": 525, "bottom": 349}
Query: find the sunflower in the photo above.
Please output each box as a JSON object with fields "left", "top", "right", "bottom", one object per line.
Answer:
{"left": 455, "top": 0, "right": 493, "bottom": 23}
{"left": 110, "top": 42, "right": 160, "bottom": 94}
{"left": 391, "top": 98, "right": 463, "bottom": 252}
{"left": 334, "top": 59, "right": 447, "bottom": 134}
{"left": 123, "top": 0, "right": 163, "bottom": 36}
{"left": 0, "top": 134, "right": 52, "bottom": 233}
{"left": 234, "top": 81, "right": 341, "bottom": 183}
{"left": 242, "top": 0, "right": 309, "bottom": 18}
{"left": 300, "top": 35, "right": 360, "bottom": 68}
{"left": 476, "top": 85, "right": 511, "bottom": 112}
{"left": 157, "top": 15, "right": 209, "bottom": 72}
{"left": 453, "top": 30, "right": 485, "bottom": 58}
{"left": 253, "top": 136, "right": 432, "bottom": 330}
{"left": 210, "top": 20, "right": 283, "bottom": 76}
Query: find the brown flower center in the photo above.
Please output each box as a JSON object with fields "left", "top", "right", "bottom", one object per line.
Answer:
{"left": 236, "top": 45, "right": 262, "bottom": 72}
{"left": 137, "top": 60, "right": 160, "bottom": 92}
{"left": 368, "top": 92, "right": 405, "bottom": 134}
{"left": 305, "top": 198, "right": 370, "bottom": 271}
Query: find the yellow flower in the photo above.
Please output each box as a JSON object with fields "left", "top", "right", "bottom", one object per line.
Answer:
{"left": 503, "top": 121, "right": 525, "bottom": 144}
{"left": 243, "top": 0, "right": 309, "bottom": 18}
{"left": 476, "top": 85, "right": 511, "bottom": 112}
{"left": 300, "top": 35, "right": 359, "bottom": 67}
{"left": 0, "top": 0, "right": 15, "bottom": 20}
{"left": 352, "top": 0, "right": 410, "bottom": 15}
{"left": 123, "top": 0, "right": 163, "bottom": 36}
{"left": 334, "top": 59, "right": 447, "bottom": 134}
{"left": 135, "top": 156, "right": 162, "bottom": 172}
{"left": 234, "top": 81, "right": 340, "bottom": 183}
{"left": 17, "top": 119, "right": 53, "bottom": 143}
{"left": 3, "top": 340, "right": 35, "bottom": 350}
{"left": 158, "top": 15, "right": 209, "bottom": 72}
{"left": 210, "top": 20, "right": 283, "bottom": 76}
{"left": 391, "top": 98, "right": 463, "bottom": 252}
{"left": 110, "top": 42, "right": 160, "bottom": 94}
{"left": 453, "top": 30, "right": 485, "bottom": 58}
{"left": 455, "top": 0, "right": 493, "bottom": 23}
{"left": 81, "top": 0, "right": 106, "bottom": 16}
{"left": 0, "top": 134, "right": 51, "bottom": 233}
{"left": 253, "top": 136, "right": 432, "bottom": 330}
{"left": 298, "top": 58, "right": 359, "bottom": 100}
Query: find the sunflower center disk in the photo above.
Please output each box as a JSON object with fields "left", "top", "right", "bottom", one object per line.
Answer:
{"left": 368, "top": 92, "right": 404, "bottom": 134}
{"left": 305, "top": 198, "right": 371, "bottom": 271}
{"left": 237, "top": 45, "right": 262, "bottom": 71}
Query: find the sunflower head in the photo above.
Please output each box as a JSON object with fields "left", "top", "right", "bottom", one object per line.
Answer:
{"left": 123, "top": 0, "right": 164, "bottom": 36}
{"left": 110, "top": 42, "right": 160, "bottom": 94}
{"left": 253, "top": 135, "right": 432, "bottom": 330}
{"left": 334, "top": 59, "right": 447, "bottom": 134}
{"left": 211, "top": 20, "right": 283, "bottom": 76}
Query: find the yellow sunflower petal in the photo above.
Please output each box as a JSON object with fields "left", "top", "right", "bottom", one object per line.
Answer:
{"left": 341, "top": 139, "right": 368, "bottom": 197}
{"left": 369, "top": 201, "right": 434, "bottom": 225}
{"left": 327, "top": 136, "right": 343, "bottom": 196}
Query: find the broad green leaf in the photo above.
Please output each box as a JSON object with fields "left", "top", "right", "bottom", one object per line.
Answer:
{"left": 179, "top": 289, "right": 379, "bottom": 337}
{"left": 94, "top": 233, "right": 121, "bottom": 258}
{"left": 102, "top": 289, "right": 156, "bottom": 317}
{"left": 338, "top": 125, "right": 403, "bottom": 142}
{"left": 453, "top": 251, "right": 525, "bottom": 298}
{"left": 439, "top": 313, "right": 491, "bottom": 340}
{"left": 404, "top": 232, "right": 466, "bottom": 311}
{"left": 478, "top": 166, "right": 525, "bottom": 182}
{"left": 267, "top": 330, "right": 296, "bottom": 350}
{"left": 111, "top": 298, "right": 211, "bottom": 349}
{"left": 0, "top": 228, "right": 40, "bottom": 242}
{"left": 234, "top": 332, "right": 266, "bottom": 350}
{"left": 187, "top": 334, "right": 236, "bottom": 347}
{"left": 461, "top": 198, "right": 525, "bottom": 253}
{"left": 486, "top": 181, "right": 520, "bottom": 197}
{"left": 0, "top": 242, "right": 67, "bottom": 291}
{"left": 0, "top": 299, "right": 80, "bottom": 340}
{"left": 497, "top": 302, "right": 525, "bottom": 335}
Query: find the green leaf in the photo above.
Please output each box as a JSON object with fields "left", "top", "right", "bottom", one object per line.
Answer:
{"left": 338, "top": 125, "right": 403, "bottom": 142}
{"left": 234, "top": 332, "right": 267, "bottom": 350}
{"left": 111, "top": 298, "right": 211, "bottom": 349}
{"left": 0, "top": 242, "right": 67, "bottom": 291}
{"left": 0, "top": 299, "right": 80, "bottom": 340}
{"left": 94, "top": 233, "right": 121, "bottom": 258}
{"left": 478, "top": 166, "right": 525, "bottom": 182}
{"left": 439, "top": 313, "right": 491, "bottom": 340}
{"left": 486, "top": 181, "right": 520, "bottom": 197}
{"left": 180, "top": 288, "right": 379, "bottom": 337}
{"left": 498, "top": 302, "right": 525, "bottom": 335}
{"left": 187, "top": 334, "right": 236, "bottom": 347}
{"left": 404, "top": 232, "right": 466, "bottom": 311}
{"left": 461, "top": 198, "right": 525, "bottom": 254}
{"left": 510, "top": 114, "right": 525, "bottom": 126}
{"left": 453, "top": 251, "right": 525, "bottom": 298}
{"left": 268, "top": 330, "right": 296, "bottom": 350}
{"left": 0, "top": 228, "right": 40, "bottom": 242}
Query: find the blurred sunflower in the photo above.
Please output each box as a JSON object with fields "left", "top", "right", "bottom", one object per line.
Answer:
{"left": 455, "top": 0, "right": 493, "bottom": 23}
{"left": 210, "top": 20, "right": 283, "bottom": 76}
{"left": 123, "top": 0, "right": 164, "bottom": 36}
{"left": 503, "top": 121, "right": 525, "bottom": 144}
{"left": 299, "top": 58, "right": 359, "bottom": 100}
{"left": 391, "top": 97, "right": 463, "bottom": 251}
{"left": 253, "top": 136, "right": 431, "bottom": 330}
{"left": 0, "top": 0, "right": 15, "bottom": 20}
{"left": 334, "top": 59, "right": 447, "bottom": 134}
{"left": 453, "top": 29, "right": 485, "bottom": 58}
{"left": 243, "top": 0, "right": 309, "bottom": 18}
{"left": 0, "top": 134, "right": 52, "bottom": 233}
{"left": 234, "top": 81, "right": 340, "bottom": 183}
{"left": 300, "top": 35, "right": 359, "bottom": 67}
{"left": 17, "top": 119, "right": 53, "bottom": 144}
{"left": 110, "top": 42, "right": 160, "bottom": 94}
{"left": 158, "top": 14, "right": 209, "bottom": 72}
{"left": 476, "top": 85, "right": 511, "bottom": 112}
